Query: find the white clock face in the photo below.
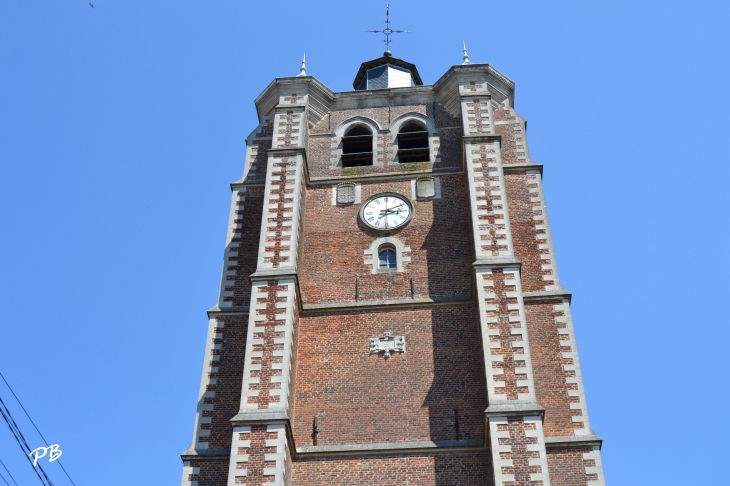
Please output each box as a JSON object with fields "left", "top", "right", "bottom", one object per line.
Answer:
{"left": 360, "top": 193, "right": 413, "bottom": 231}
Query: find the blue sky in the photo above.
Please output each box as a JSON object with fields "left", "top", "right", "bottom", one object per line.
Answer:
{"left": 1, "top": 1, "right": 728, "bottom": 484}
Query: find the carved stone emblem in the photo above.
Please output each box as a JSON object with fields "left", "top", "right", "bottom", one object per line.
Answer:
{"left": 369, "top": 332, "right": 405, "bottom": 358}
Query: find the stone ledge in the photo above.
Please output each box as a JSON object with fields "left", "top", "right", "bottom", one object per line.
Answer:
{"left": 522, "top": 289, "right": 572, "bottom": 303}
{"left": 180, "top": 448, "right": 231, "bottom": 461}
{"left": 458, "top": 92, "right": 492, "bottom": 99}
{"left": 302, "top": 295, "right": 473, "bottom": 313}
{"left": 274, "top": 103, "right": 308, "bottom": 110}
{"left": 230, "top": 410, "right": 290, "bottom": 424}
{"left": 267, "top": 146, "right": 306, "bottom": 154}
{"left": 207, "top": 306, "right": 250, "bottom": 317}
{"left": 249, "top": 268, "right": 298, "bottom": 280}
{"left": 485, "top": 401, "right": 545, "bottom": 417}
{"left": 296, "top": 439, "right": 483, "bottom": 457}
{"left": 462, "top": 134, "right": 501, "bottom": 142}
{"left": 230, "top": 179, "right": 266, "bottom": 189}
{"left": 502, "top": 163, "right": 543, "bottom": 176}
{"left": 544, "top": 434, "right": 603, "bottom": 450}
{"left": 307, "top": 167, "right": 464, "bottom": 185}
{"left": 473, "top": 257, "right": 521, "bottom": 268}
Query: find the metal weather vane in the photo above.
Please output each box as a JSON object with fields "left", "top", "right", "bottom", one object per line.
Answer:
{"left": 366, "top": 5, "right": 409, "bottom": 56}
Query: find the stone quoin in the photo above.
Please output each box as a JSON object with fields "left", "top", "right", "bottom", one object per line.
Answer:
{"left": 180, "top": 48, "right": 606, "bottom": 485}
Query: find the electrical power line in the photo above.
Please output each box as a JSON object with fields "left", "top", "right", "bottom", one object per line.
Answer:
{"left": 0, "top": 458, "right": 18, "bottom": 486}
{"left": 0, "top": 469, "right": 9, "bottom": 486}
{"left": 0, "top": 396, "right": 54, "bottom": 485}
{"left": 0, "top": 373, "right": 75, "bottom": 486}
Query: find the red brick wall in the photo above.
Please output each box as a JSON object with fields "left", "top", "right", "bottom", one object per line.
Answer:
{"left": 493, "top": 105, "right": 527, "bottom": 166}
{"left": 524, "top": 301, "right": 585, "bottom": 437}
{"left": 244, "top": 121, "right": 272, "bottom": 182}
{"left": 293, "top": 451, "right": 492, "bottom": 485}
{"left": 185, "top": 459, "right": 228, "bottom": 486}
{"left": 199, "top": 314, "right": 248, "bottom": 450}
{"left": 246, "top": 141, "right": 271, "bottom": 182}
{"left": 547, "top": 446, "right": 598, "bottom": 486}
{"left": 299, "top": 175, "right": 474, "bottom": 305}
{"left": 292, "top": 305, "right": 486, "bottom": 446}
{"left": 226, "top": 187, "right": 264, "bottom": 307}
{"left": 504, "top": 173, "right": 555, "bottom": 292}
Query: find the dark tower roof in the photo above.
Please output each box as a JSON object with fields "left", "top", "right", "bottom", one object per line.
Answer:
{"left": 353, "top": 55, "right": 423, "bottom": 90}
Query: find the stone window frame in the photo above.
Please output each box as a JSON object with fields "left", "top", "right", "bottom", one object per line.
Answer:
{"left": 363, "top": 237, "right": 411, "bottom": 274}
{"left": 332, "top": 117, "right": 383, "bottom": 169}
{"left": 390, "top": 113, "right": 438, "bottom": 165}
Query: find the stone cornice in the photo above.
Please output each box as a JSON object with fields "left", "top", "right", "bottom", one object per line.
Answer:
{"left": 463, "top": 134, "right": 502, "bottom": 143}
{"left": 306, "top": 167, "right": 463, "bottom": 185}
{"left": 433, "top": 64, "right": 515, "bottom": 118}
{"left": 207, "top": 306, "right": 250, "bottom": 318}
{"left": 473, "top": 257, "right": 521, "bottom": 268}
{"left": 485, "top": 401, "right": 545, "bottom": 417}
{"left": 544, "top": 434, "right": 603, "bottom": 449}
{"left": 230, "top": 410, "right": 290, "bottom": 424}
{"left": 230, "top": 180, "right": 265, "bottom": 190}
{"left": 301, "top": 295, "right": 473, "bottom": 314}
{"left": 502, "top": 163, "right": 544, "bottom": 176}
{"left": 522, "top": 289, "right": 572, "bottom": 303}
{"left": 296, "top": 440, "right": 484, "bottom": 458}
{"left": 254, "top": 76, "right": 335, "bottom": 128}
{"left": 180, "top": 448, "right": 231, "bottom": 461}
{"left": 267, "top": 146, "right": 306, "bottom": 154}
{"left": 249, "top": 268, "right": 298, "bottom": 280}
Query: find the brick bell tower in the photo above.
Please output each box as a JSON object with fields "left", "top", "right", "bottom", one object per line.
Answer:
{"left": 180, "top": 47, "right": 607, "bottom": 485}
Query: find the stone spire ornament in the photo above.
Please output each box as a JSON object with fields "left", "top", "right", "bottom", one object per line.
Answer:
{"left": 297, "top": 53, "right": 307, "bottom": 76}
{"left": 462, "top": 41, "right": 471, "bottom": 65}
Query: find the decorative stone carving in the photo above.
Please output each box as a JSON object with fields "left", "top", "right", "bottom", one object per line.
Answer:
{"left": 337, "top": 183, "right": 356, "bottom": 204}
{"left": 416, "top": 177, "right": 435, "bottom": 198}
{"left": 369, "top": 332, "right": 405, "bottom": 358}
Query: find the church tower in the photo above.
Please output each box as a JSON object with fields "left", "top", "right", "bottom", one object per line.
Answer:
{"left": 180, "top": 47, "right": 606, "bottom": 485}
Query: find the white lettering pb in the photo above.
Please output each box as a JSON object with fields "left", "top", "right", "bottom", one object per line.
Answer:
{"left": 28, "top": 444, "right": 62, "bottom": 466}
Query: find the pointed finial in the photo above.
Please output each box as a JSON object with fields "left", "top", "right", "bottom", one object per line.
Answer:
{"left": 297, "top": 53, "right": 307, "bottom": 76}
{"left": 462, "top": 41, "right": 471, "bottom": 65}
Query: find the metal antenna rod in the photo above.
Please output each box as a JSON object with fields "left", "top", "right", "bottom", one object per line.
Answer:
{"left": 365, "top": 5, "right": 409, "bottom": 56}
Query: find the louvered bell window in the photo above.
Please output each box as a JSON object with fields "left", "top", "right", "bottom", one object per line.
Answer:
{"left": 397, "top": 122, "right": 429, "bottom": 163}
{"left": 342, "top": 126, "right": 373, "bottom": 167}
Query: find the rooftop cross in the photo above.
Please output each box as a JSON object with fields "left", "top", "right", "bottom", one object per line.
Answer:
{"left": 365, "top": 5, "right": 409, "bottom": 57}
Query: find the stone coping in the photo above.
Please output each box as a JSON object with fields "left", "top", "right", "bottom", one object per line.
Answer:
{"left": 544, "top": 434, "right": 603, "bottom": 449}
{"left": 485, "top": 401, "right": 545, "bottom": 417}
{"left": 296, "top": 439, "right": 484, "bottom": 457}
{"left": 207, "top": 306, "right": 250, "bottom": 317}
{"left": 522, "top": 289, "right": 572, "bottom": 303}
{"left": 302, "top": 295, "right": 473, "bottom": 313}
